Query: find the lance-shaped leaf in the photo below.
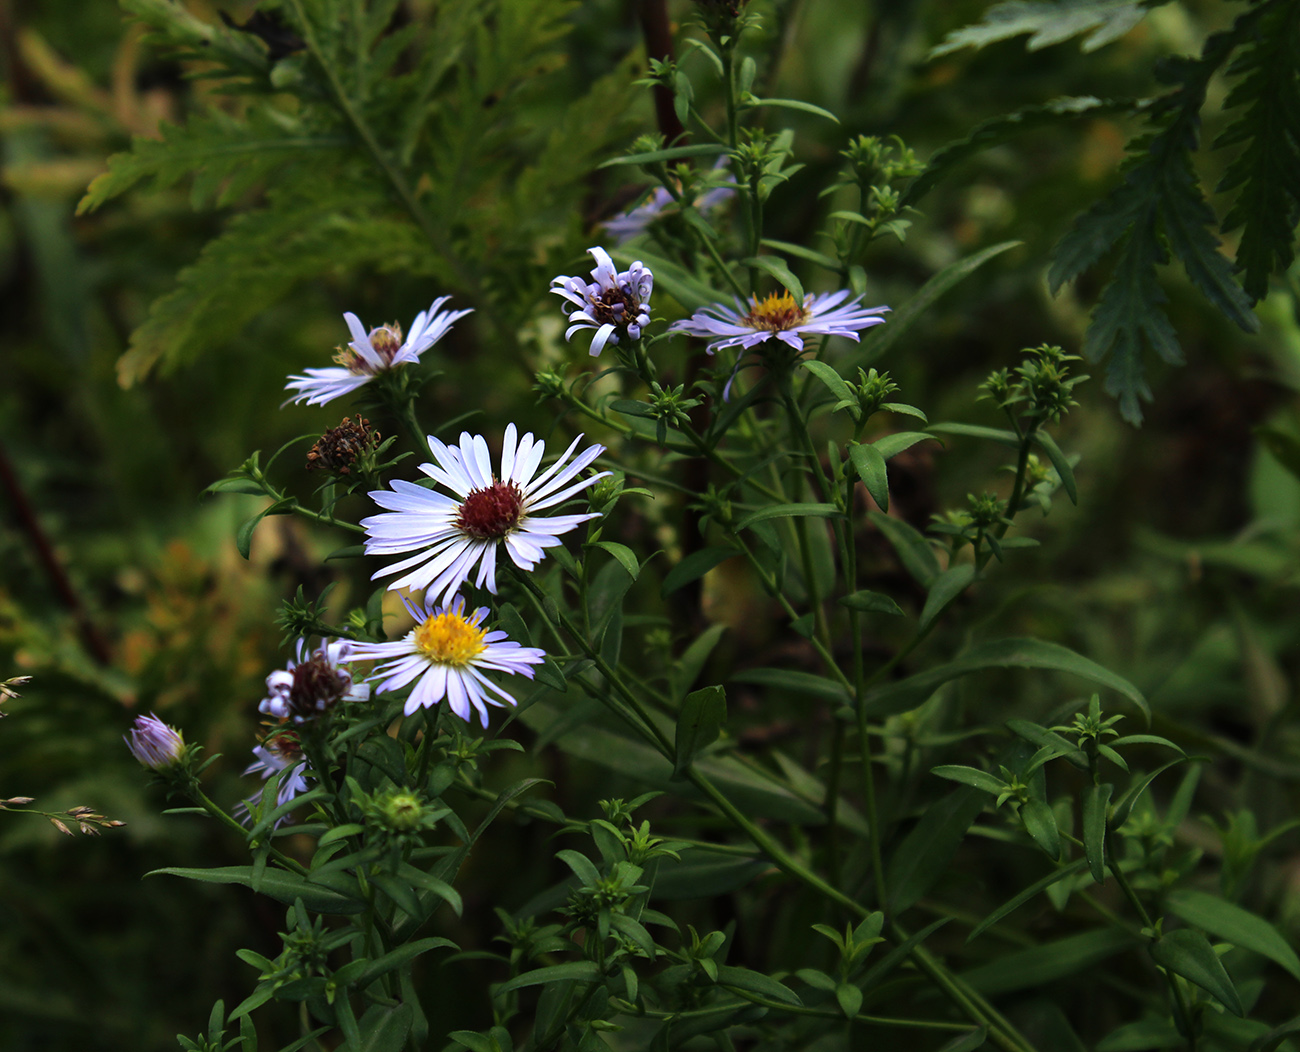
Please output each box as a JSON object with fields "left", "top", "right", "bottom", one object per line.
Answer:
{"left": 1149, "top": 928, "right": 1244, "bottom": 1016}
{"left": 674, "top": 686, "right": 727, "bottom": 777}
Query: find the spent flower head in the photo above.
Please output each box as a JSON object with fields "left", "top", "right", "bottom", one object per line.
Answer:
{"left": 351, "top": 594, "right": 546, "bottom": 724}
{"left": 362, "top": 423, "right": 608, "bottom": 604}
{"left": 551, "top": 247, "right": 653, "bottom": 357}
{"left": 260, "top": 639, "right": 370, "bottom": 723}
{"left": 284, "top": 296, "right": 471, "bottom": 407}
{"left": 306, "top": 416, "right": 381, "bottom": 477}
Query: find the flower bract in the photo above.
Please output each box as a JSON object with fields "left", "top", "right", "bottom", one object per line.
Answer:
{"left": 260, "top": 639, "right": 371, "bottom": 723}
{"left": 361, "top": 424, "right": 608, "bottom": 603}
{"left": 668, "top": 289, "right": 888, "bottom": 354}
{"left": 352, "top": 595, "right": 546, "bottom": 724}
{"left": 284, "top": 296, "right": 472, "bottom": 407}
{"left": 550, "top": 247, "right": 653, "bottom": 356}
{"left": 124, "top": 713, "right": 186, "bottom": 771}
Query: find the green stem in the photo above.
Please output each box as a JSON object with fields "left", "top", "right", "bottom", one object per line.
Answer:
{"left": 194, "top": 789, "right": 310, "bottom": 877}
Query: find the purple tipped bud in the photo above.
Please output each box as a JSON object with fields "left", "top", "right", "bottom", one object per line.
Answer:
{"left": 125, "top": 714, "right": 186, "bottom": 771}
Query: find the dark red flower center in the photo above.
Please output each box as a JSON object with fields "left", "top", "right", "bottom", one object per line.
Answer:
{"left": 288, "top": 653, "right": 351, "bottom": 717}
{"left": 456, "top": 480, "right": 525, "bottom": 540}
{"left": 588, "top": 287, "right": 638, "bottom": 328}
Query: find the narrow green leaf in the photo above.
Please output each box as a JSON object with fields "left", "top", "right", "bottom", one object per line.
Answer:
{"left": 744, "top": 96, "right": 839, "bottom": 122}
{"left": 1247, "top": 1014, "right": 1300, "bottom": 1052}
{"left": 1149, "top": 928, "right": 1244, "bottom": 1016}
{"left": 868, "top": 511, "right": 940, "bottom": 587}
{"left": 967, "top": 859, "right": 1089, "bottom": 942}
{"left": 939, "top": 1028, "right": 988, "bottom": 1052}
{"left": 1095, "top": 1018, "right": 1184, "bottom": 1051}
{"left": 928, "top": 422, "right": 1020, "bottom": 447}
{"left": 1166, "top": 889, "right": 1300, "bottom": 982}
{"left": 1021, "top": 797, "right": 1062, "bottom": 859}
{"left": 338, "top": 1003, "right": 414, "bottom": 1052}
{"left": 146, "top": 866, "right": 365, "bottom": 914}
{"left": 919, "top": 563, "right": 976, "bottom": 632}
{"left": 886, "top": 787, "right": 987, "bottom": 913}
{"left": 932, "top": 765, "right": 1004, "bottom": 795}
{"left": 1082, "top": 782, "right": 1112, "bottom": 884}
{"left": 741, "top": 256, "right": 803, "bottom": 303}
{"left": 962, "top": 928, "right": 1136, "bottom": 995}
{"left": 864, "top": 242, "right": 1021, "bottom": 362}
{"left": 730, "top": 667, "right": 850, "bottom": 703}
{"left": 714, "top": 965, "right": 803, "bottom": 1006}
{"left": 801, "top": 359, "right": 855, "bottom": 403}
{"left": 589, "top": 540, "right": 641, "bottom": 580}
{"left": 1033, "top": 431, "right": 1078, "bottom": 504}
{"left": 848, "top": 442, "right": 889, "bottom": 511}
{"left": 872, "top": 431, "right": 937, "bottom": 460}
{"left": 496, "top": 961, "right": 602, "bottom": 997}
{"left": 835, "top": 982, "right": 863, "bottom": 1019}
{"left": 735, "top": 503, "right": 841, "bottom": 530}
{"left": 600, "top": 144, "right": 728, "bottom": 168}
{"left": 863, "top": 638, "right": 1149, "bottom": 720}
{"left": 661, "top": 547, "right": 739, "bottom": 596}
{"left": 838, "top": 590, "right": 904, "bottom": 616}
{"left": 674, "top": 685, "right": 727, "bottom": 777}
{"left": 761, "top": 238, "right": 840, "bottom": 271}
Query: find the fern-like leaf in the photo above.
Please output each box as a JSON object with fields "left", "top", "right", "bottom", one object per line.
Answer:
{"left": 1214, "top": 0, "right": 1300, "bottom": 302}
{"left": 78, "top": 108, "right": 347, "bottom": 214}
{"left": 931, "top": 0, "right": 1154, "bottom": 57}
{"left": 120, "top": 0, "right": 270, "bottom": 87}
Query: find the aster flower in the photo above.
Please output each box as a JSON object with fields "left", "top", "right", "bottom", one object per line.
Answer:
{"left": 260, "top": 638, "right": 371, "bottom": 724}
{"left": 237, "top": 733, "right": 309, "bottom": 827}
{"left": 352, "top": 595, "right": 545, "bottom": 724}
{"left": 361, "top": 424, "right": 608, "bottom": 603}
{"left": 284, "top": 296, "right": 472, "bottom": 407}
{"left": 668, "top": 288, "right": 888, "bottom": 354}
{"left": 551, "top": 247, "right": 653, "bottom": 356}
{"left": 124, "top": 713, "right": 187, "bottom": 771}
{"left": 603, "top": 163, "right": 736, "bottom": 245}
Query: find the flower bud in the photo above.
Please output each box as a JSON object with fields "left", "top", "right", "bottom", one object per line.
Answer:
{"left": 124, "top": 714, "right": 187, "bottom": 771}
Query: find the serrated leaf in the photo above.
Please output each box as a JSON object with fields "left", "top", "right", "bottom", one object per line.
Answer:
{"left": 931, "top": 1, "right": 1149, "bottom": 58}
{"left": 1149, "top": 928, "right": 1243, "bottom": 1016}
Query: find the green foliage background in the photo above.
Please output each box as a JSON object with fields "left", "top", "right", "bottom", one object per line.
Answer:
{"left": 5, "top": 0, "right": 1300, "bottom": 1049}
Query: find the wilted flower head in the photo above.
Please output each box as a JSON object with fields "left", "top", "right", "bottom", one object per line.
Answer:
{"left": 306, "top": 416, "right": 380, "bottom": 476}
{"left": 669, "top": 288, "right": 888, "bottom": 354}
{"left": 124, "top": 714, "right": 187, "bottom": 771}
{"left": 260, "top": 639, "right": 371, "bottom": 723}
{"left": 237, "top": 732, "right": 309, "bottom": 827}
{"left": 284, "top": 296, "right": 472, "bottom": 407}
{"left": 550, "top": 247, "right": 653, "bottom": 357}
{"left": 352, "top": 594, "right": 545, "bottom": 724}
{"left": 362, "top": 423, "right": 608, "bottom": 604}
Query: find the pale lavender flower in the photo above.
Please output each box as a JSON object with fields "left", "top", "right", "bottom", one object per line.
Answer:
{"left": 237, "top": 734, "right": 309, "bottom": 827}
{"left": 260, "top": 639, "right": 371, "bottom": 724}
{"left": 550, "top": 247, "right": 653, "bottom": 356}
{"left": 124, "top": 714, "right": 186, "bottom": 771}
{"left": 284, "top": 296, "right": 472, "bottom": 407}
{"left": 352, "top": 595, "right": 545, "bottom": 724}
{"left": 603, "top": 161, "right": 736, "bottom": 244}
{"left": 668, "top": 289, "right": 889, "bottom": 354}
{"left": 361, "top": 424, "right": 608, "bottom": 603}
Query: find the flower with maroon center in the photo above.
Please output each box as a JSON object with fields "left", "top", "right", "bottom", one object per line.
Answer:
{"left": 668, "top": 287, "right": 889, "bottom": 354}
{"left": 284, "top": 296, "right": 472, "bottom": 407}
{"left": 260, "top": 639, "right": 371, "bottom": 724}
{"left": 361, "top": 424, "right": 608, "bottom": 604}
{"left": 236, "top": 731, "right": 310, "bottom": 827}
{"left": 351, "top": 594, "right": 545, "bottom": 724}
{"left": 550, "top": 247, "right": 653, "bottom": 357}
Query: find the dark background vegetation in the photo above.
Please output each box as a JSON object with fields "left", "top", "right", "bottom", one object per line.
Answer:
{"left": 3, "top": 1, "right": 1300, "bottom": 1048}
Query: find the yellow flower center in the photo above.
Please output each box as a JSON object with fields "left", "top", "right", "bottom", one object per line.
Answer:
{"left": 414, "top": 611, "right": 487, "bottom": 667}
{"left": 332, "top": 323, "right": 405, "bottom": 375}
{"left": 742, "top": 290, "right": 810, "bottom": 332}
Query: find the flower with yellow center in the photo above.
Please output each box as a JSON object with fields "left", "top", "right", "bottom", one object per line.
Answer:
{"left": 351, "top": 595, "right": 546, "bottom": 724}
{"left": 284, "top": 295, "right": 472, "bottom": 407}
{"left": 668, "top": 286, "right": 888, "bottom": 353}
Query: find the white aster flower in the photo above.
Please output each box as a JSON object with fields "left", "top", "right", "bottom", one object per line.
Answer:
{"left": 668, "top": 288, "right": 888, "bottom": 354}
{"left": 361, "top": 424, "right": 608, "bottom": 603}
{"left": 237, "top": 733, "right": 310, "bottom": 827}
{"left": 260, "top": 638, "right": 371, "bottom": 724}
{"left": 550, "top": 247, "right": 653, "bottom": 356}
{"left": 284, "top": 296, "right": 472, "bottom": 407}
{"left": 353, "top": 595, "right": 546, "bottom": 724}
